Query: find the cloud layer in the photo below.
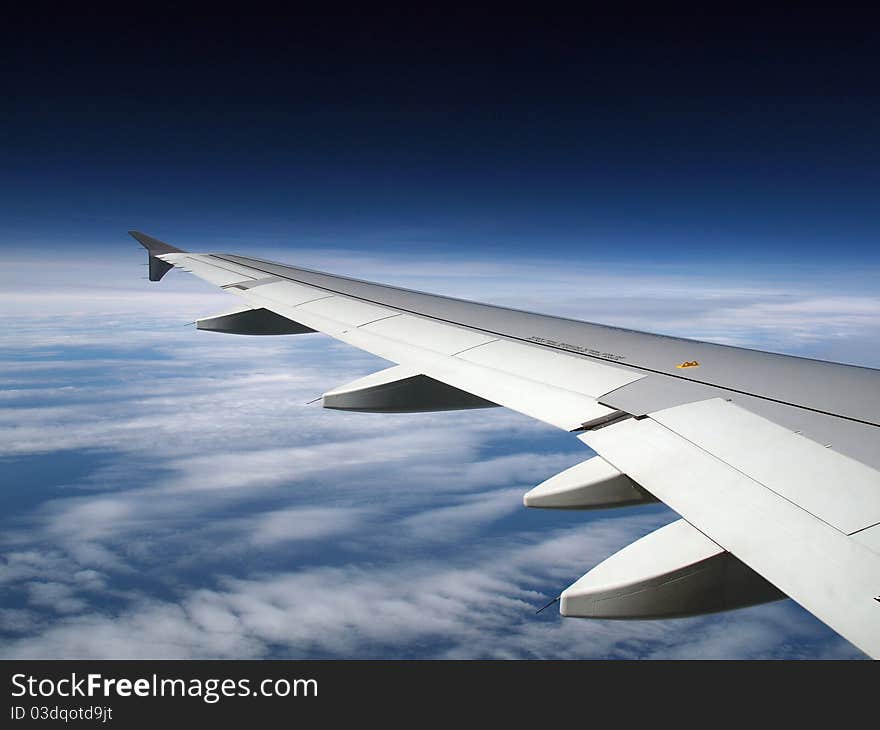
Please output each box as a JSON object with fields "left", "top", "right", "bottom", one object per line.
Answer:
{"left": 0, "top": 248, "right": 873, "bottom": 659}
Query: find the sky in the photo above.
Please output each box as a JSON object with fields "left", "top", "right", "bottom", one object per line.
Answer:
{"left": 0, "top": 9, "right": 878, "bottom": 659}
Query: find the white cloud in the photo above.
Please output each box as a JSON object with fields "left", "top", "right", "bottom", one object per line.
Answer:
{"left": 0, "top": 247, "right": 875, "bottom": 660}
{"left": 246, "top": 507, "right": 369, "bottom": 547}
{"left": 3, "top": 247, "right": 880, "bottom": 365}
{"left": 26, "top": 582, "right": 88, "bottom": 615}
{"left": 397, "top": 488, "right": 520, "bottom": 540}
{"left": 0, "top": 514, "right": 861, "bottom": 659}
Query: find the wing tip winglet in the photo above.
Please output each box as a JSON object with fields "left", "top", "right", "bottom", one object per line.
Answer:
{"left": 128, "top": 230, "right": 185, "bottom": 255}
{"left": 130, "top": 231, "right": 184, "bottom": 281}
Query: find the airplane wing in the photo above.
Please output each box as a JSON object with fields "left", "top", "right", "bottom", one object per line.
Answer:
{"left": 131, "top": 231, "right": 880, "bottom": 658}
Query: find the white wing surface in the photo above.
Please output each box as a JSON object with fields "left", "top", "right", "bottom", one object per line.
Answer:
{"left": 132, "top": 231, "right": 880, "bottom": 657}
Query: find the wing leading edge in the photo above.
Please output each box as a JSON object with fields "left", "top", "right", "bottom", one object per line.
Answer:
{"left": 131, "top": 231, "right": 880, "bottom": 658}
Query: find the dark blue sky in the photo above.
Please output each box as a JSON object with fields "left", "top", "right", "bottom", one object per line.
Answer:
{"left": 2, "top": 8, "right": 879, "bottom": 266}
